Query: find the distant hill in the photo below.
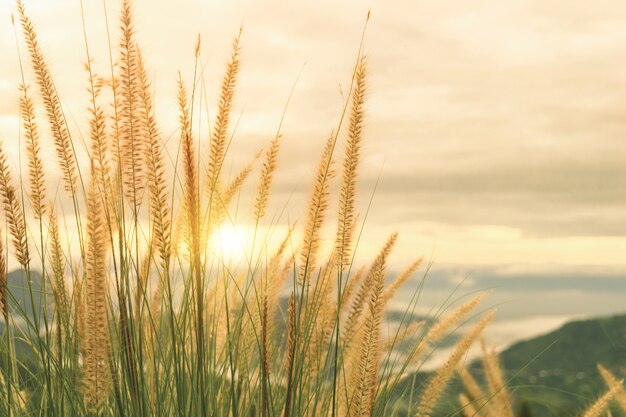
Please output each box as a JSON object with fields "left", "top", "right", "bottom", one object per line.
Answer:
{"left": 429, "top": 314, "right": 626, "bottom": 417}
{"left": 499, "top": 314, "right": 626, "bottom": 417}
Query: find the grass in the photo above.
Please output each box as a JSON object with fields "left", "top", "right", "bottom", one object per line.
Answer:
{"left": 0, "top": 1, "right": 622, "bottom": 417}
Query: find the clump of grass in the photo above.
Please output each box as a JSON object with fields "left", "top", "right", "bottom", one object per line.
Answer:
{"left": 0, "top": 2, "right": 496, "bottom": 417}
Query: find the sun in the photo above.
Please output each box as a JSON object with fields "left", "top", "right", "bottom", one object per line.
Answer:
{"left": 210, "top": 223, "right": 247, "bottom": 260}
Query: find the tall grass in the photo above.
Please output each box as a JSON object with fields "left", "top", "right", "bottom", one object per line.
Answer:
{"left": 0, "top": 1, "right": 501, "bottom": 416}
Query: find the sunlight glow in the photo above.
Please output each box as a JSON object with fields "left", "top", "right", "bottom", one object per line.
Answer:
{"left": 210, "top": 223, "right": 248, "bottom": 260}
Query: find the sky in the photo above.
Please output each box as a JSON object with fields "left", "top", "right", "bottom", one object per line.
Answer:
{"left": 1, "top": 0, "right": 626, "bottom": 344}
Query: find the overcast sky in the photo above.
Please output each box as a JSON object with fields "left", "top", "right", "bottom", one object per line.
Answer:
{"left": 1, "top": 0, "right": 626, "bottom": 307}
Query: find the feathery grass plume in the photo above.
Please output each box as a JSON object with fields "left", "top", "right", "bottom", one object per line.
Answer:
{"left": 137, "top": 47, "right": 171, "bottom": 271}
{"left": 207, "top": 29, "right": 242, "bottom": 195}
{"left": 459, "top": 393, "right": 479, "bottom": 417}
{"left": 335, "top": 56, "right": 367, "bottom": 273}
{"left": 242, "top": 228, "right": 294, "bottom": 355}
{"left": 48, "top": 207, "right": 69, "bottom": 323}
{"left": 48, "top": 206, "right": 69, "bottom": 408}
{"left": 207, "top": 150, "right": 262, "bottom": 238}
{"left": 338, "top": 234, "right": 397, "bottom": 415}
{"left": 347, "top": 232, "right": 393, "bottom": 417}
{"left": 254, "top": 134, "right": 281, "bottom": 222}
{"left": 598, "top": 365, "right": 626, "bottom": 411}
{"left": 19, "top": 83, "right": 46, "bottom": 219}
{"left": 178, "top": 75, "right": 207, "bottom": 409}
{"left": 339, "top": 265, "right": 366, "bottom": 315}
{"left": 224, "top": 151, "right": 261, "bottom": 209}
{"left": 85, "top": 63, "right": 112, "bottom": 196}
{"left": 383, "top": 257, "right": 423, "bottom": 302}
{"left": 265, "top": 227, "right": 294, "bottom": 332}
{"left": 414, "top": 310, "right": 496, "bottom": 417}
{"left": 383, "top": 320, "right": 425, "bottom": 352}
{"left": 0, "top": 145, "right": 29, "bottom": 266}
{"left": 410, "top": 292, "right": 487, "bottom": 362}
{"left": 83, "top": 174, "right": 111, "bottom": 412}
{"left": 457, "top": 365, "right": 497, "bottom": 417}
{"left": 299, "top": 131, "right": 336, "bottom": 284}
{"left": 306, "top": 253, "right": 341, "bottom": 377}
{"left": 580, "top": 379, "right": 622, "bottom": 417}
{"left": 117, "top": 0, "right": 147, "bottom": 204}
{"left": 16, "top": 0, "right": 78, "bottom": 195}
{"left": 343, "top": 233, "right": 398, "bottom": 347}
{"left": 481, "top": 339, "right": 514, "bottom": 417}
{"left": 178, "top": 76, "right": 199, "bottom": 261}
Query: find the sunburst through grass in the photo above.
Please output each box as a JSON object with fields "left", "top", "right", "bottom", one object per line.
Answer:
{"left": 0, "top": 1, "right": 623, "bottom": 417}
{"left": 209, "top": 223, "right": 249, "bottom": 261}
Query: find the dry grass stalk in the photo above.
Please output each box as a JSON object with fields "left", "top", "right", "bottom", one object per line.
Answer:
{"left": 48, "top": 207, "right": 69, "bottom": 323}
{"left": 299, "top": 131, "right": 336, "bottom": 284}
{"left": 347, "top": 232, "right": 393, "bottom": 417}
{"left": 85, "top": 61, "right": 112, "bottom": 199}
{"left": 137, "top": 47, "right": 171, "bottom": 272}
{"left": 598, "top": 365, "right": 626, "bottom": 412}
{"left": 306, "top": 254, "right": 341, "bottom": 378}
{"left": 207, "top": 150, "right": 262, "bottom": 240}
{"left": 254, "top": 134, "right": 281, "bottom": 222}
{"left": 580, "top": 379, "right": 622, "bottom": 417}
{"left": 383, "top": 257, "right": 423, "bottom": 302}
{"left": 481, "top": 340, "right": 514, "bottom": 417}
{"left": 415, "top": 310, "right": 496, "bottom": 417}
{"left": 457, "top": 365, "right": 497, "bottom": 417}
{"left": 16, "top": 0, "right": 78, "bottom": 195}
{"left": 178, "top": 77, "right": 199, "bottom": 261}
{"left": 83, "top": 175, "right": 111, "bottom": 412}
{"left": 343, "top": 233, "right": 398, "bottom": 348}
{"left": 339, "top": 265, "right": 366, "bottom": 316}
{"left": 410, "top": 293, "right": 487, "bottom": 363}
{"left": 242, "top": 228, "right": 293, "bottom": 357}
{"left": 224, "top": 151, "right": 261, "bottom": 210}
{"left": 264, "top": 228, "right": 295, "bottom": 338}
{"left": 335, "top": 56, "right": 367, "bottom": 273}
{"left": 116, "top": 0, "right": 147, "bottom": 204}
{"left": 459, "top": 393, "right": 479, "bottom": 417}
{"left": 207, "top": 30, "right": 242, "bottom": 195}
{"left": 19, "top": 83, "right": 46, "bottom": 219}
{"left": 0, "top": 145, "right": 30, "bottom": 266}
{"left": 383, "top": 320, "right": 425, "bottom": 352}
{"left": 178, "top": 75, "right": 207, "bottom": 406}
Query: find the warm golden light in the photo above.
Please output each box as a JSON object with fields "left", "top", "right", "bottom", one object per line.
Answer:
{"left": 210, "top": 223, "right": 248, "bottom": 260}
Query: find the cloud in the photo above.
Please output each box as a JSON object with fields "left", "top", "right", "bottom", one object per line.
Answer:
{"left": 1, "top": 0, "right": 625, "bottom": 270}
